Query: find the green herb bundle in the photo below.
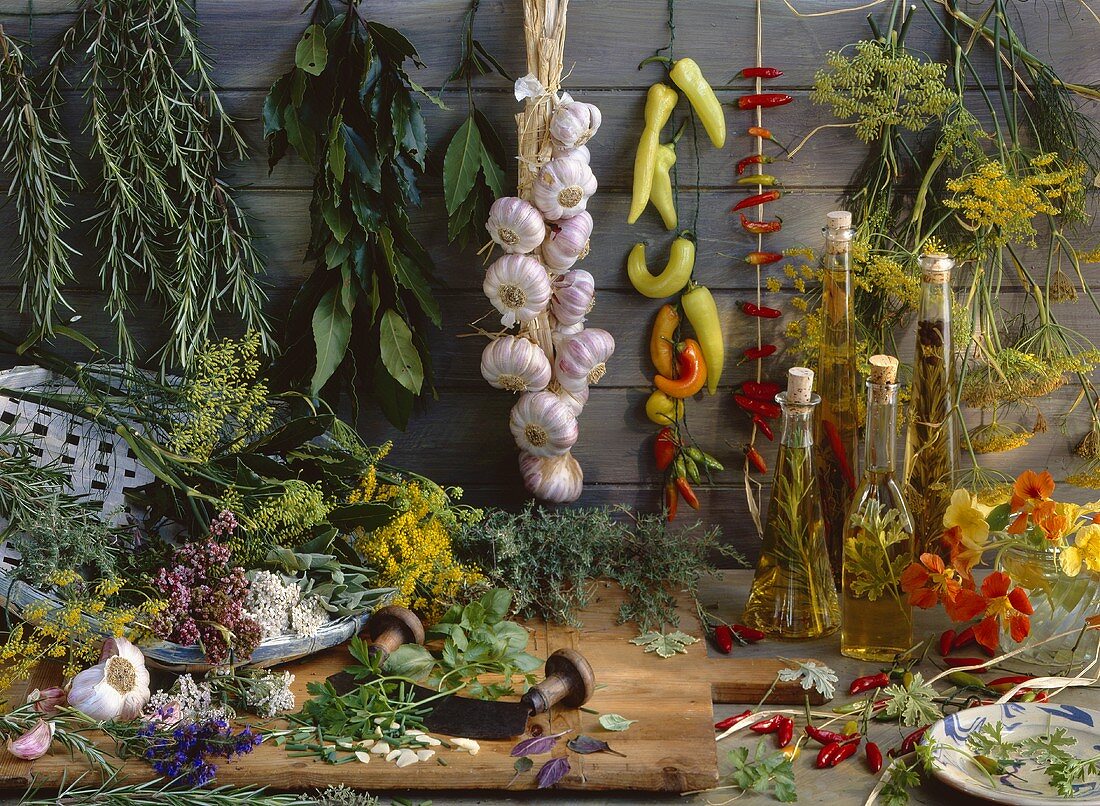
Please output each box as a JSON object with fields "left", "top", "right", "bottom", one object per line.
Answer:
{"left": 42, "top": 0, "right": 269, "bottom": 366}
{"left": 264, "top": 1, "right": 439, "bottom": 427}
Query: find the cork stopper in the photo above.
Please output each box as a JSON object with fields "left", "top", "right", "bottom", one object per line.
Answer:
{"left": 868, "top": 354, "right": 899, "bottom": 385}
{"left": 826, "top": 211, "right": 853, "bottom": 230}
{"left": 825, "top": 211, "right": 854, "bottom": 253}
{"left": 786, "top": 367, "right": 815, "bottom": 405}
{"left": 920, "top": 252, "right": 953, "bottom": 283}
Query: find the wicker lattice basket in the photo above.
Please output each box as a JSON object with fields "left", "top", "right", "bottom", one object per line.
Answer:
{"left": 0, "top": 365, "right": 391, "bottom": 673}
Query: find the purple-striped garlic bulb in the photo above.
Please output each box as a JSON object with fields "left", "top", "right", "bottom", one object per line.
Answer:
{"left": 554, "top": 328, "right": 615, "bottom": 392}
{"left": 532, "top": 156, "right": 597, "bottom": 221}
{"left": 550, "top": 269, "right": 596, "bottom": 326}
{"left": 483, "top": 254, "right": 552, "bottom": 328}
{"left": 519, "top": 450, "right": 584, "bottom": 503}
{"left": 485, "top": 197, "right": 546, "bottom": 254}
{"left": 509, "top": 391, "right": 579, "bottom": 457}
{"left": 542, "top": 212, "right": 593, "bottom": 273}
{"left": 480, "top": 336, "right": 552, "bottom": 393}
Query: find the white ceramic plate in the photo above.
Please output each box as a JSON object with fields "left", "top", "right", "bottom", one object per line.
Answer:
{"left": 928, "top": 702, "right": 1100, "bottom": 805}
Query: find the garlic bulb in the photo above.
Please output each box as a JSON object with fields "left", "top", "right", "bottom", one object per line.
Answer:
{"left": 551, "top": 142, "right": 590, "bottom": 165}
{"left": 483, "top": 254, "right": 552, "bottom": 328}
{"left": 547, "top": 377, "right": 589, "bottom": 416}
{"left": 485, "top": 197, "right": 545, "bottom": 254}
{"left": 532, "top": 157, "right": 597, "bottom": 221}
{"left": 542, "top": 212, "right": 593, "bottom": 273}
{"left": 550, "top": 101, "right": 602, "bottom": 148}
{"left": 551, "top": 269, "right": 596, "bottom": 326}
{"left": 509, "top": 391, "right": 579, "bottom": 457}
{"left": 480, "top": 336, "right": 551, "bottom": 392}
{"left": 6, "top": 720, "right": 54, "bottom": 760}
{"left": 67, "top": 636, "right": 151, "bottom": 721}
{"left": 555, "top": 328, "right": 616, "bottom": 391}
{"left": 519, "top": 451, "right": 584, "bottom": 503}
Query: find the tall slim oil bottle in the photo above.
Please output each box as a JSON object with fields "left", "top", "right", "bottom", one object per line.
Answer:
{"left": 904, "top": 253, "right": 957, "bottom": 558}
{"left": 743, "top": 367, "right": 840, "bottom": 640}
{"left": 815, "top": 211, "right": 859, "bottom": 585}
{"left": 841, "top": 355, "right": 914, "bottom": 661}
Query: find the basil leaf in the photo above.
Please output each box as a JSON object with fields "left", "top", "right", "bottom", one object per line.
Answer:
{"left": 378, "top": 309, "right": 424, "bottom": 394}
{"left": 443, "top": 115, "right": 483, "bottom": 214}
{"left": 295, "top": 24, "right": 329, "bottom": 76}
{"left": 309, "top": 286, "right": 353, "bottom": 396}
{"left": 536, "top": 756, "right": 570, "bottom": 789}
{"left": 511, "top": 731, "right": 568, "bottom": 757}
{"left": 567, "top": 735, "right": 612, "bottom": 755}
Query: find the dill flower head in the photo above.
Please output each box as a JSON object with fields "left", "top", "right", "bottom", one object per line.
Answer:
{"left": 1067, "top": 461, "right": 1100, "bottom": 490}
{"left": 1049, "top": 267, "right": 1078, "bottom": 303}
{"left": 968, "top": 421, "right": 1032, "bottom": 454}
{"left": 811, "top": 39, "right": 956, "bottom": 142}
{"left": 1075, "top": 422, "right": 1100, "bottom": 460}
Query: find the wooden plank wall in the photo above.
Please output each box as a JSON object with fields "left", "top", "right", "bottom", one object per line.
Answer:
{"left": 1, "top": 1, "right": 1099, "bottom": 560}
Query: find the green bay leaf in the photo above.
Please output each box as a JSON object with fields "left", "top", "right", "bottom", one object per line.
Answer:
{"left": 443, "top": 115, "right": 483, "bottom": 215}
{"left": 379, "top": 308, "right": 424, "bottom": 394}
{"left": 295, "top": 25, "right": 329, "bottom": 76}
{"left": 310, "top": 286, "right": 353, "bottom": 397}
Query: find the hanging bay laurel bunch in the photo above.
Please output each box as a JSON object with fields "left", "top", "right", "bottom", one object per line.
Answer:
{"left": 44, "top": 0, "right": 269, "bottom": 367}
{"left": 0, "top": 26, "right": 79, "bottom": 336}
{"left": 265, "top": 0, "right": 439, "bottom": 428}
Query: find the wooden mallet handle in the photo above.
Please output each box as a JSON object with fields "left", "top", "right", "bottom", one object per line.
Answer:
{"left": 365, "top": 606, "right": 425, "bottom": 662}
{"left": 522, "top": 648, "right": 595, "bottom": 714}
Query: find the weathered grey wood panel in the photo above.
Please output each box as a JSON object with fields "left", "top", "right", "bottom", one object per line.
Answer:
{"left": 1, "top": 0, "right": 1099, "bottom": 560}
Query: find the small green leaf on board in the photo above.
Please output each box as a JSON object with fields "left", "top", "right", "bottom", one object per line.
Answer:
{"left": 310, "top": 286, "right": 353, "bottom": 397}
{"left": 598, "top": 714, "right": 637, "bottom": 732}
{"left": 295, "top": 25, "right": 329, "bottom": 76}
{"left": 379, "top": 309, "right": 424, "bottom": 394}
{"left": 443, "top": 115, "right": 483, "bottom": 215}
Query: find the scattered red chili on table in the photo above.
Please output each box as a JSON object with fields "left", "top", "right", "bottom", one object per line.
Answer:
{"left": 737, "top": 154, "right": 774, "bottom": 175}
{"left": 750, "top": 715, "right": 784, "bottom": 734}
{"left": 891, "top": 726, "right": 928, "bottom": 757}
{"left": 741, "top": 66, "right": 784, "bottom": 79}
{"left": 739, "top": 213, "right": 783, "bottom": 234}
{"left": 654, "top": 427, "right": 677, "bottom": 471}
{"left": 939, "top": 629, "right": 956, "bottom": 657}
{"left": 730, "top": 623, "right": 766, "bottom": 643}
{"left": 738, "top": 92, "right": 793, "bottom": 109}
{"left": 953, "top": 626, "right": 976, "bottom": 650}
{"left": 674, "top": 476, "right": 699, "bottom": 509}
{"left": 816, "top": 736, "right": 860, "bottom": 768}
{"left": 776, "top": 716, "right": 794, "bottom": 748}
{"left": 866, "top": 742, "right": 884, "bottom": 773}
{"left": 746, "top": 251, "right": 784, "bottom": 266}
{"left": 741, "top": 301, "right": 783, "bottom": 318}
{"left": 714, "top": 709, "right": 754, "bottom": 731}
{"left": 805, "top": 725, "right": 851, "bottom": 746}
{"left": 849, "top": 672, "right": 890, "bottom": 695}
{"left": 732, "top": 189, "right": 780, "bottom": 212}
{"left": 744, "top": 445, "right": 768, "bottom": 474}
{"left": 713, "top": 625, "right": 734, "bottom": 655}
{"left": 734, "top": 394, "right": 782, "bottom": 419}
{"left": 740, "top": 344, "right": 777, "bottom": 363}
{"left": 988, "top": 675, "right": 1034, "bottom": 689}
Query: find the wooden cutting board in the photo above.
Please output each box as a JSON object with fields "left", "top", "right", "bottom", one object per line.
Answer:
{"left": 0, "top": 582, "right": 827, "bottom": 793}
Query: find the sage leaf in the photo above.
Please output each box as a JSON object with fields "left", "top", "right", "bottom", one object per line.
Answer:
{"left": 443, "top": 115, "right": 483, "bottom": 214}
{"left": 310, "top": 287, "right": 353, "bottom": 396}
{"left": 378, "top": 309, "right": 424, "bottom": 394}
{"left": 598, "top": 714, "right": 636, "bottom": 732}
{"left": 511, "top": 730, "right": 569, "bottom": 757}
{"left": 295, "top": 25, "right": 328, "bottom": 75}
{"left": 536, "top": 756, "right": 570, "bottom": 789}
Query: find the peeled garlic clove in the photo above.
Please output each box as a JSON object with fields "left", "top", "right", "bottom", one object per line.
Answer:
{"left": 551, "top": 269, "right": 596, "bottom": 326}
{"left": 355, "top": 751, "right": 372, "bottom": 764}
{"left": 484, "top": 254, "right": 552, "bottom": 328}
{"left": 485, "top": 196, "right": 546, "bottom": 254}
{"left": 543, "top": 212, "right": 593, "bottom": 273}
{"left": 509, "top": 391, "right": 579, "bottom": 458}
{"left": 6, "top": 720, "right": 54, "bottom": 760}
{"left": 386, "top": 748, "right": 403, "bottom": 762}
{"left": 451, "top": 737, "right": 481, "bottom": 755}
{"left": 550, "top": 100, "right": 602, "bottom": 148}
{"left": 396, "top": 748, "right": 420, "bottom": 767}
{"left": 371, "top": 741, "right": 391, "bottom": 754}
{"left": 532, "top": 156, "right": 597, "bottom": 221}
{"left": 480, "top": 335, "right": 552, "bottom": 393}
{"left": 519, "top": 451, "right": 584, "bottom": 503}
{"left": 415, "top": 748, "right": 436, "bottom": 762}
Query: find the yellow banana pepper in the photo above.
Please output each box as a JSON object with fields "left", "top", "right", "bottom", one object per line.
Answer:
{"left": 645, "top": 389, "right": 685, "bottom": 425}
{"left": 681, "top": 282, "right": 723, "bottom": 394}
{"left": 650, "top": 143, "right": 678, "bottom": 230}
{"left": 627, "top": 83, "right": 678, "bottom": 225}
{"left": 627, "top": 238, "right": 695, "bottom": 299}
{"left": 668, "top": 58, "right": 725, "bottom": 149}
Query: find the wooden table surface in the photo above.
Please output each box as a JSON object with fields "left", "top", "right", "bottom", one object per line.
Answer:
{"left": 2, "top": 569, "right": 1098, "bottom": 805}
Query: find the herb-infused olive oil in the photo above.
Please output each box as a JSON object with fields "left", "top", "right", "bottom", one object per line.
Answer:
{"left": 743, "top": 367, "right": 839, "bottom": 640}
{"left": 841, "top": 355, "right": 914, "bottom": 661}
{"left": 903, "top": 253, "right": 957, "bottom": 558}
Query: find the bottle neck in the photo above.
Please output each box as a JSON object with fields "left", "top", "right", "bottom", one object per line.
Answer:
{"left": 917, "top": 278, "right": 953, "bottom": 332}
{"left": 864, "top": 382, "right": 899, "bottom": 473}
{"left": 777, "top": 391, "right": 819, "bottom": 448}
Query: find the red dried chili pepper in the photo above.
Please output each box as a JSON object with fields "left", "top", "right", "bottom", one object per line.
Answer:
{"left": 741, "top": 66, "right": 784, "bottom": 79}
{"left": 849, "top": 672, "right": 890, "bottom": 695}
{"left": 776, "top": 716, "right": 794, "bottom": 748}
{"left": 747, "top": 126, "right": 790, "bottom": 154}
{"left": 664, "top": 481, "right": 678, "bottom": 522}
{"left": 939, "top": 629, "right": 956, "bottom": 657}
{"left": 713, "top": 625, "right": 734, "bottom": 654}
{"left": 734, "top": 394, "right": 781, "bottom": 419}
{"left": 805, "top": 725, "right": 851, "bottom": 746}
{"left": 753, "top": 415, "right": 774, "bottom": 441}
{"left": 832, "top": 742, "right": 860, "bottom": 766}
{"left": 654, "top": 427, "right": 678, "bottom": 472}
{"left": 866, "top": 742, "right": 883, "bottom": 773}
{"left": 822, "top": 419, "right": 856, "bottom": 489}
{"left": 737, "top": 154, "right": 774, "bottom": 175}
{"left": 1021, "top": 691, "right": 1049, "bottom": 703}
{"left": 953, "top": 626, "right": 976, "bottom": 650}
{"left": 739, "top": 213, "right": 783, "bottom": 234}
{"left": 750, "top": 715, "right": 784, "bottom": 734}
{"left": 988, "top": 675, "right": 1033, "bottom": 688}
{"left": 740, "top": 302, "right": 783, "bottom": 319}
{"left": 742, "top": 381, "right": 782, "bottom": 401}
{"left": 674, "top": 476, "right": 699, "bottom": 509}
{"left": 744, "top": 445, "right": 768, "bottom": 474}
{"left": 746, "top": 251, "right": 784, "bottom": 266}
{"left": 738, "top": 93, "right": 793, "bottom": 109}
{"left": 732, "top": 190, "right": 780, "bottom": 212}
{"left": 715, "top": 709, "right": 754, "bottom": 731}
{"left": 730, "top": 624, "right": 766, "bottom": 643}
{"left": 891, "top": 726, "right": 928, "bottom": 757}
{"left": 740, "top": 344, "right": 777, "bottom": 363}
{"left": 944, "top": 657, "right": 988, "bottom": 671}
{"left": 816, "top": 736, "right": 860, "bottom": 768}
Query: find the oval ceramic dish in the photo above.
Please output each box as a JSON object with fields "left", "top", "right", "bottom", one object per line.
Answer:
{"left": 928, "top": 702, "right": 1100, "bottom": 805}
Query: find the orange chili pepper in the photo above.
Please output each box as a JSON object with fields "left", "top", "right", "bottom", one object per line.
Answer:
{"left": 822, "top": 419, "right": 856, "bottom": 489}
{"left": 664, "top": 481, "right": 679, "bottom": 521}
{"left": 650, "top": 304, "right": 680, "bottom": 378}
{"left": 674, "top": 476, "right": 700, "bottom": 509}
{"left": 745, "top": 445, "right": 768, "bottom": 474}
{"left": 654, "top": 339, "right": 707, "bottom": 398}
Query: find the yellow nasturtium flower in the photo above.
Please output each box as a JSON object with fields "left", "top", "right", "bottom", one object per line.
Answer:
{"left": 1059, "top": 523, "right": 1100, "bottom": 577}
{"left": 943, "top": 488, "right": 993, "bottom": 546}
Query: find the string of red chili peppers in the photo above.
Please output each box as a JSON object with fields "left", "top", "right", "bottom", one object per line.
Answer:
{"left": 734, "top": 0, "right": 793, "bottom": 524}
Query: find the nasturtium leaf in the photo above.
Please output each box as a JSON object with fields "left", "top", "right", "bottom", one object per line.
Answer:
{"left": 598, "top": 714, "right": 636, "bottom": 732}
{"left": 443, "top": 115, "right": 483, "bottom": 215}
{"left": 378, "top": 309, "right": 424, "bottom": 394}
{"left": 295, "top": 25, "right": 329, "bottom": 76}
{"left": 987, "top": 502, "right": 1012, "bottom": 533}
{"left": 310, "top": 286, "right": 352, "bottom": 397}
{"left": 536, "top": 756, "right": 570, "bottom": 789}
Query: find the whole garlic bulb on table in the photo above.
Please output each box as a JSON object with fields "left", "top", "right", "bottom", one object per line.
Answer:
{"left": 67, "top": 636, "right": 151, "bottom": 721}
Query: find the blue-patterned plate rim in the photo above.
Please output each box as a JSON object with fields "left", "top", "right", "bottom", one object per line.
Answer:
{"left": 928, "top": 702, "right": 1100, "bottom": 805}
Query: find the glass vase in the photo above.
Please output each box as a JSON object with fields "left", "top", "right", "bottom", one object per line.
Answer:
{"left": 996, "top": 543, "right": 1100, "bottom": 670}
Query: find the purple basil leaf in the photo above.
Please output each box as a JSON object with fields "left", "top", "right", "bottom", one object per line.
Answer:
{"left": 536, "top": 756, "right": 571, "bottom": 789}
{"left": 567, "top": 735, "right": 611, "bottom": 755}
{"left": 510, "top": 730, "right": 569, "bottom": 757}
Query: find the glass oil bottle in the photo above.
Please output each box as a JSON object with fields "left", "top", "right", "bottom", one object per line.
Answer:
{"left": 903, "top": 253, "right": 957, "bottom": 558}
{"left": 841, "top": 355, "right": 914, "bottom": 661}
{"left": 815, "top": 211, "right": 859, "bottom": 585}
{"left": 743, "top": 367, "right": 840, "bottom": 640}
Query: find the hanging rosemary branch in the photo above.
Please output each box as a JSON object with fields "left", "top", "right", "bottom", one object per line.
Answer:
{"left": 44, "top": 0, "right": 269, "bottom": 367}
{"left": 265, "top": 0, "right": 439, "bottom": 428}
{"left": 440, "top": 0, "right": 510, "bottom": 248}
{"left": 0, "top": 26, "right": 79, "bottom": 336}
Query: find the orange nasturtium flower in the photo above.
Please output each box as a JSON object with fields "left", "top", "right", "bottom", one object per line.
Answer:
{"left": 901, "top": 552, "right": 986, "bottom": 622}
{"left": 1007, "top": 469, "right": 1056, "bottom": 534}
{"left": 972, "top": 571, "right": 1034, "bottom": 652}
{"left": 941, "top": 525, "right": 984, "bottom": 581}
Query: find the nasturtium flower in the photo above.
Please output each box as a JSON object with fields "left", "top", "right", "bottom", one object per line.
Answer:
{"left": 1008, "top": 469, "right": 1056, "bottom": 534}
{"left": 901, "top": 553, "right": 962, "bottom": 609}
{"left": 941, "top": 525, "right": 984, "bottom": 581}
{"left": 973, "top": 571, "right": 1033, "bottom": 652}
{"left": 1060, "top": 523, "right": 1100, "bottom": 577}
{"left": 944, "top": 488, "right": 992, "bottom": 545}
